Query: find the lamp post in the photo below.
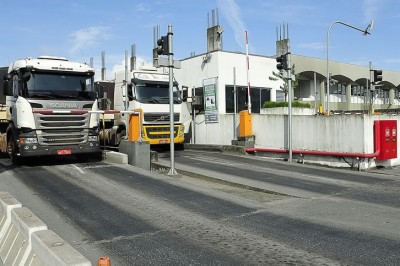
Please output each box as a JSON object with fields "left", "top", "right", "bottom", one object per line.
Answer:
{"left": 326, "top": 20, "right": 374, "bottom": 113}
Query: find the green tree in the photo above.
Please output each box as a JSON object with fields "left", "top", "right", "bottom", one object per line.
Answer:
{"left": 269, "top": 64, "right": 299, "bottom": 101}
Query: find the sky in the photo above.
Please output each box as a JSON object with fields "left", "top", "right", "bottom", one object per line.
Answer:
{"left": 1, "top": 0, "right": 399, "bottom": 80}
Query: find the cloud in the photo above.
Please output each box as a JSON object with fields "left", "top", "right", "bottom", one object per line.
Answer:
{"left": 135, "top": 2, "right": 150, "bottom": 12}
{"left": 217, "top": 0, "right": 247, "bottom": 50}
{"left": 69, "top": 26, "right": 111, "bottom": 54}
{"left": 362, "top": 0, "right": 382, "bottom": 23}
{"left": 297, "top": 42, "right": 325, "bottom": 51}
{"left": 94, "top": 55, "right": 151, "bottom": 81}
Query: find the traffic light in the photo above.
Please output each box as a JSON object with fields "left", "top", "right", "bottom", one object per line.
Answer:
{"left": 373, "top": 69, "right": 383, "bottom": 84}
{"left": 276, "top": 54, "right": 288, "bottom": 70}
{"left": 157, "top": 35, "right": 169, "bottom": 56}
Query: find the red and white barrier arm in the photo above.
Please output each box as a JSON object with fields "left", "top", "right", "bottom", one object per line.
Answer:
{"left": 32, "top": 110, "right": 138, "bottom": 115}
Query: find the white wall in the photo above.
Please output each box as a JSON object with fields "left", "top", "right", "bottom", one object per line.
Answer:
{"left": 191, "top": 112, "right": 400, "bottom": 168}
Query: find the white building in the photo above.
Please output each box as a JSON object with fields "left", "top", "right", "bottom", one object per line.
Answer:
{"left": 172, "top": 18, "right": 400, "bottom": 169}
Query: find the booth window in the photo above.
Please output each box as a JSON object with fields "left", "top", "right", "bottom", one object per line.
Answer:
{"left": 225, "top": 86, "right": 271, "bottom": 113}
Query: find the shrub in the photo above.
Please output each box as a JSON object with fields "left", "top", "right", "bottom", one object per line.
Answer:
{"left": 263, "top": 101, "right": 311, "bottom": 108}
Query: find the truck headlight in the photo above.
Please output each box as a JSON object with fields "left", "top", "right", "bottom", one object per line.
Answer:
{"left": 20, "top": 137, "right": 38, "bottom": 144}
{"left": 88, "top": 136, "right": 98, "bottom": 142}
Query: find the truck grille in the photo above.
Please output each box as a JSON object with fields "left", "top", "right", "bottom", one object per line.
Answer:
{"left": 144, "top": 113, "right": 180, "bottom": 122}
{"left": 34, "top": 113, "right": 89, "bottom": 146}
{"left": 144, "top": 125, "right": 179, "bottom": 139}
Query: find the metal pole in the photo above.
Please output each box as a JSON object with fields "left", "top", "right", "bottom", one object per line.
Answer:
{"left": 233, "top": 67, "right": 237, "bottom": 140}
{"left": 191, "top": 87, "right": 196, "bottom": 144}
{"left": 314, "top": 72, "right": 317, "bottom": 113}
{"left": 287, "top": 53, "right": 292, "bottom": 163}
{"left": 245, "top": 31, "right": 251, "bottom": 113}
{"left": 327, "top": 20, "right": 373, "bottom": 114}
{"left": 326, "top": 24, "right": 332, "bottom": 114}
{"left": 124, "top": 50, "right": 129, "bottom": 138}
{"left": 167, "top": 25, "right": 178, "bottom": 176}
{"left": 369, "top": 61, "right": 373, "bottom": 114}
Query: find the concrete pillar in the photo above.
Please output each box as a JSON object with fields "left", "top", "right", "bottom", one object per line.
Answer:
{"left": 320, "top": 80, "right": 325, "bottom": 112}
{"left": 389, "top": 87, "right": 395, "bottom": 106}
{"left": 346, "top": 84, "right": 352, "bottom": 111}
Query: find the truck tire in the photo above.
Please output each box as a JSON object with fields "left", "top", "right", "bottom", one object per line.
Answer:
{"left": 7, "top": 137, "right": 22, "bottom": 165}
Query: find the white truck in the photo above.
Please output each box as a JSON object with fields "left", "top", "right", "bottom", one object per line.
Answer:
{"left": 0, "top": 56, "right": 102, "bottom": 164}
{"left": 98, "top": 66, "right": 192, "bottom": 148}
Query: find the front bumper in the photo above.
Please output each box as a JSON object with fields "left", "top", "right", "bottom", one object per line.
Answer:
{"left": 17, "top": 141, "right": 101, "bottom": 157}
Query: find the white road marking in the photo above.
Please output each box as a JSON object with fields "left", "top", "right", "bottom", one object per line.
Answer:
{"left": 72, "top": 164, "right": 85, "bottom": 174}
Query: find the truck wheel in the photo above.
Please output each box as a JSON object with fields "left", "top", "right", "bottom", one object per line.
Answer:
{"left": 7, "top": 137, "right": 21, "bottom": 165}
{"left": 116, "top": 130, "right": 126, "bottom": 145}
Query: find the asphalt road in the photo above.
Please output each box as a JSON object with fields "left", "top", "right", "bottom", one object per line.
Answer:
{"left": 0, "top": 150, "right": 399, "bottom": 265}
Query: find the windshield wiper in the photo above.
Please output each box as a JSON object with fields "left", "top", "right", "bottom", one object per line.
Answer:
{"left": 29, "top": 94, "right": 56, "bottom": 99}
{"left": 50, "top": 94, "right": 87, "bottom": 100}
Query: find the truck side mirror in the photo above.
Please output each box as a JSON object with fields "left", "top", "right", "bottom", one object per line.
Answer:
{"left": 3, "top": 74, "right": 12, "bottom": 96}
{"left": 182, "top": 86, "right": 192, "bottom": 102}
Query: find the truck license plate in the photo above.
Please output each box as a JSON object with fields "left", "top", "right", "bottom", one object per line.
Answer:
{"left": 57, "top": 149, "right": 72, "bottom": 155}
{"left": 159, "top": 139, "right": 168, "bottom": 144}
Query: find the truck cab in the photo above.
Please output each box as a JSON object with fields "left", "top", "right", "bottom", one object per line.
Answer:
{"left": 1, "top": 56, "right": 102, "bottom": 164}
{"left": 101, "top": 66, "right": 192, "bottom": 148}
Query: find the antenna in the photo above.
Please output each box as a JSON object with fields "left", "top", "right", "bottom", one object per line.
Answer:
{"left": 130, "top": 44, "right": 136, "bottom": 71}
{"left": 101, "top": 51, "right": 106, "bottom": 81}
{"left": 287, "top": 23, "right": 289, "bottom": 39}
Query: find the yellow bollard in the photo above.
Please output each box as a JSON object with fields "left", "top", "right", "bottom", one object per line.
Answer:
{"left": 239, "top": 110, "right": 252, "bottom": 137}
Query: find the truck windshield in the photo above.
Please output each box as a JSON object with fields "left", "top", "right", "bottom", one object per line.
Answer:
{"left": 134, "top": 83, "right": 182, "bottom": 104}
{"left": 23, "top": 72, "right": 95, "bottom": 100}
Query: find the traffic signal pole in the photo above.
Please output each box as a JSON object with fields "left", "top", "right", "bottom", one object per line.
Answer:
{"left": 157, "top": 25, "right": 178, "bottom": 176}
{"left": 276, "top": 52, "right": 292, "bottom": 162}
{"left": 167, "top": 25, "right": 178, "bottom": 176}
{"left": 287, "top": 53, "right": 292, "bottom": 163}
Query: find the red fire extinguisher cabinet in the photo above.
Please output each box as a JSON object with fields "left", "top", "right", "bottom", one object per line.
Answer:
{"left": 375, "top": 120, "right": 397, "bottom": 160}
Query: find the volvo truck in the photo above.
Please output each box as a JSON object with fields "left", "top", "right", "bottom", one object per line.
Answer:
{"left": 98, "top": 66, "right": 192, "bottom": 148}
{"left": 0, "top": 56, "right": 102, "bottom": 164}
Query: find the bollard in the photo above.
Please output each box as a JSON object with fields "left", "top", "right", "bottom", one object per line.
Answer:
{"left": 97, "top": 256, "right": 111, "bottom": 266}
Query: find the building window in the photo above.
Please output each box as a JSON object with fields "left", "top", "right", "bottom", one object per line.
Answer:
{"left": 225, "top": 86, "right": 270, "bottom": 114}
{"left": 193, "top": 87, "right": 205, "bottom": 112}
{"left": 376, "top": 87, "right": 389, "bottom": 104}
{"left": 396, "top": 89, "right": 400, "bottom": 103}
{"left": 276, "top": 90, "right": 285, "bottom": 102}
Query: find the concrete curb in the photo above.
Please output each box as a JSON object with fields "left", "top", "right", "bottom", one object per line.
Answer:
{"left": 184, "top": 144, "right": 247, "bottom": 154}
{"left": 151, "top": 162, "right": 292, "bottom": 197}
{"left": 0, "top": 192, "right": 91, "bottom": 266}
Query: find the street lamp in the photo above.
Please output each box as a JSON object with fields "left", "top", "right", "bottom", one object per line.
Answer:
{"left": 326, "top": 20, "right": 374, "bottom": 113}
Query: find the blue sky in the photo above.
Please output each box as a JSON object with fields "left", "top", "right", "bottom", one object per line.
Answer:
{"left": 1, "top": 0, "right": 398, "bottom": 79}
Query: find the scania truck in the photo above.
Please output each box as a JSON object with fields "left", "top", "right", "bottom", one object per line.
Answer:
{"left": 0, "top": 56, "right": 102, "bottom": 164}
{"left": 98, "top": 66, "right": 192, "bottom": 148}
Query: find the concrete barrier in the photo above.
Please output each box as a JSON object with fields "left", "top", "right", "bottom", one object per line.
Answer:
{"left": 0, "top": 192, "right": 91, "bottom": 266}
{"left": 30, "top": 230, "right": 91, "bottom": 266}
{"left": 103, "top": 151, "right": 128, "bottom": 164}
{"left": 119, "top": 140, "right": 150, "bottom": 170}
